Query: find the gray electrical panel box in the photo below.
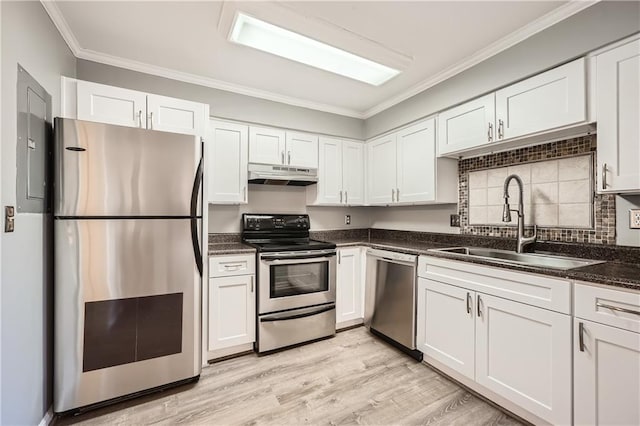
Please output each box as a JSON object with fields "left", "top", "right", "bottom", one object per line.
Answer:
{"left": 16, "top": 64, "right": 52, "bottom": 213}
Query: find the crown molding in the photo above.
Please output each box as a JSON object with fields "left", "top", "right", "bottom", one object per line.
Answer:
{"left": 40, "top": 0, "right": 81, "bottom": 56}
{"left": 42, "top": 0, "right": 599, "bottom": 121}
{"left": 361, "top": 0, "right": 600, "bottom": 119}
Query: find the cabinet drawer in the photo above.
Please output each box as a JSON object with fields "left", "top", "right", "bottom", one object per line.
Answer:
{"left": 575, "top": 282, "right": 640, "bottom": 333}
{"left": 418, "top": 256, "right": 571, "bottom": 314}
{"left": 209, "top": 254, "right": 255, "bottom": 278}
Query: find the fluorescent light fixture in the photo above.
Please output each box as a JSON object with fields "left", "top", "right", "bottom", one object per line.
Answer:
{"left": 229, "top": 13, "right": 401, "bottom": 86}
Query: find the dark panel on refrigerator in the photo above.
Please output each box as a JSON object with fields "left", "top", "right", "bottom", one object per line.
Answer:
{"left": 137, "top": 293, "right": 183, "bottom": 361}
{"left": 83, "top": 298, "right": 137, "bottom": 372}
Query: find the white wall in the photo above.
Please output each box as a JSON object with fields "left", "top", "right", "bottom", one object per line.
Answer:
{"left": 365, "top": 1, "right": 640, "bottom": 139}
{"left": 616, "top": 195, "right": 640, "bottom": 247}
{"left": 209, "top": 186, "right": 369, "bottom": 233}
{"left": 368, "top": 205, "right": 459, "bottom": 234}
{"left": 1, "top": 2, "right": 76, "bottom": 424}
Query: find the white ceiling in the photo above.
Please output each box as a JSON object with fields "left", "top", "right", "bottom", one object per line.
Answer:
{"left": 46, "top": 1, "right": 594, "bottom": 118}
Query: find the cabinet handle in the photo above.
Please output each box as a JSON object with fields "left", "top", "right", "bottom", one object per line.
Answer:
{"left": 250, "top": 276, "right": 254, "bottom": 293}
{"left": 487, "top": 123, "right": 493, "bottom": 142}
{"left": 281, "top": 151, "right": 285, "bottom": 164}
{"left": 476, "top": 294, "right": 481, "bottom": 317}
{"left": 288, "top": 151, "right": 291, "bottom": 165}
{"left": 224, "top": 263, "right": 244, "bottom": 270}
{"left": 340, "top": 190, "right": 343, "bottom": 204}
{"left": 391, "top": 188, "right": 395, "bottom": 202}
{"left": 243, "top": 186, "right": 247, "bottom": 202}
{"left": 396, "top": 188, "right": 400, "bottom": 202}
{"left": 596, "top": 302, "right": 640, "bottom": 316}
{"left": 498, "top": 119, "right": 504, "bottom": 139}
{"left": 137, "top": 110, "right": 143, "bottom": 128}
{"left": 466, "top": 292, "right": 471, "bottom": 314}
{"left": 345, "top": 191, "right": 348, "bottom": 204}
{"left": 338, "top": 251, "right": 341, "bottom": 264}
{"left": 578, "top": 321, "right": 585, "bottom": 352}
{"left": 601, "top": 163, "right": 607, "bottom": 190}
{"left": 148, "top": 112, "right": 154, "bottom": 129}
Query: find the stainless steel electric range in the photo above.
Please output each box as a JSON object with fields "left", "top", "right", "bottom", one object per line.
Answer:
{"left": 242, "top": 214, "right": 337, "bottom": 353}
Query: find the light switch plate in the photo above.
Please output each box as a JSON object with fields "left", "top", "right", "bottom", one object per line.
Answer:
{"left": 630, "top": 209, "right": 640, "bottom": 229}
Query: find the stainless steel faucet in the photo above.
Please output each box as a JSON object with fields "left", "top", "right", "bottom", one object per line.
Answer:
{"left": 503, "top": 174, "right": 537, "bottom": 253}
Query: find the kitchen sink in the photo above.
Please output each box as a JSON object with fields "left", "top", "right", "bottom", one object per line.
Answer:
{"left": 428, "top": 247, "right": 605, "bottom": 270}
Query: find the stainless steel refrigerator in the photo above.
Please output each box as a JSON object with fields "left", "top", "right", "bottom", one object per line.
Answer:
{"left": 53, "top": 118, "right": 203, "bottom": 413}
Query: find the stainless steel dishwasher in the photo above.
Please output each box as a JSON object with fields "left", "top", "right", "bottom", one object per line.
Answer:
{"left": 365, "top": 249, "right": 422, "bottom": 360}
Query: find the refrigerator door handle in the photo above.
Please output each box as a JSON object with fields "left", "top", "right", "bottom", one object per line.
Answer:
{"left": 190, "top": 157, "right": 203, "bottom": 277}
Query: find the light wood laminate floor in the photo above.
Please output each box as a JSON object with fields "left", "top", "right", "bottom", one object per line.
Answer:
{"left": 59, "top": 327, "right": 523, "bottom": 425}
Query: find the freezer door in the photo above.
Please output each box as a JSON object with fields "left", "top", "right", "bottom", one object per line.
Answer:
{"left": 54, "top": 118, "right": 201, "bottom": 217}
{"left": 54, "top": 218, "right": 201, "bottom": 413}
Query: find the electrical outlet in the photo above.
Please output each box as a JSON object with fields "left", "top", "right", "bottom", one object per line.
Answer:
{"left": 345, "top": 215, "right": 351, "bottom": 225}
{"left": 450, "top": 214, "right": 460, "bottom": 227}
{"left": 630, "top": 209, "right": 640, "bottom": 229}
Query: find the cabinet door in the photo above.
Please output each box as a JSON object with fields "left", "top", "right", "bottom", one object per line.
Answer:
{"left": 208, "top": 275, "right": 256, "bottom": 351}
{"left": 475, "top": 293, "right": 571, "bottom": 425}
{"left": 367, "top": 135, "right": 396, "bottom": 205}
{"left": 286, "top": 132, "right": 319, "bottom": 168}
{"left": 496, "top": 58, "right": 586, "bottom": 140}
{"left": 249, "top": 126, "right": 286, "bottom": 165}
{"left": 336, "top": 247, "right": 363, "bottom": 327}
{"left": 574, "top": 319, "right": 640, "bottom": 426}
{"left": 317, "top": 137, "right": 343, "bottom": 204}
{"left": 596, "top": 39, "right": 640, "bottom": 192}
{"left": 207, "top": 120, "right": 248, "bottom": 204}
{"left": 146, "top": 94, "right": 206, "bottom": 136}
{"left": 342, "top": 141, "right": 365, "bottom": 205}
{"left": 416, "top": 279, "right": 475, "bottom": 379}
{"left": 396, "top": 119, "right": 436, "bottom": 203}
{"left": 77, "top": 80, "right": 146, "bottom": 128}
{"left": 437, "top": 93, "right": 495, "bottom": 155}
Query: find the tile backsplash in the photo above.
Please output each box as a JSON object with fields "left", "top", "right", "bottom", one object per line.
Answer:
{"left": 459, "top": 136, "right": 616, "bottom": 245}
{"left": 468, "top": 154, "right": 593, "bottom": 228}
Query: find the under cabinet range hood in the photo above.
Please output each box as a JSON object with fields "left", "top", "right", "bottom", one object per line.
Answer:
{"left": 248, "top": 163, "right": 318, "bottom": 186}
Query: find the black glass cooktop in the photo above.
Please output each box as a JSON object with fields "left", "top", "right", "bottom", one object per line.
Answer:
{"left": 244, "top": 239, "right": 336, "bottom": 253}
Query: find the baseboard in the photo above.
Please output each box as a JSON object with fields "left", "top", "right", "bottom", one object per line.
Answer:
{"left": 38, "top": 406, "right": 54, "bottom": 426}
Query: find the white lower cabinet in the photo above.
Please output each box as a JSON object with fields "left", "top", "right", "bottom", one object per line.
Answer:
{"left": 208, "top": 275, "right": 255, "bottom": 351}
{"left": 416, "top": 256, "right": 572, "bottom": 425}
{"left": 336, "top": 247, "right": 364, "bottom": 329}
{"left": 416, "top": 279, "right": 475, "bottom": 380}
{"left": 573, "top": 283, "right": 640, "bottom": 425}
{"left": 475, "top": 293, "right": 571, "bottom": 425}
{"left": 206, "top": 254, "right": 256, "bottom": 357}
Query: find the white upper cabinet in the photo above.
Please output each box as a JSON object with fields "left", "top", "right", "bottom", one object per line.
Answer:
{"left": 72, "top": 79, "right": 208, "bottom": 136}
{"left": 248, "top": 126, "right": 286, "bottom": 165}
{"left": 77, "top": 80, "right": 147, "bottom": 128}
{"left": 207, "top": 120, "right": 248, "bottom": 205}
{"left": 367, "top": 134, "right": 397, "bottom": 204}
{"left": 495, "top": 58, "right": 586, "bottom": 140}
{"left": 438, "top": 94, "right": 495, "bottom": 155}
{"left": 286, "top": 132, "right": 319, "bottom": 168}
{"left": 594, "top": 37, "right": 640, "bottom": 193}
{"left": 367, "top": 118, "right": 457, "bottom": 206}
{"left": 310, "top": 137, "right": 364, "bottom": 206}
{"left": 342, "top": 141, "right": 365, "bottom": 205}
{"left": 146, "top": 94, "right": 207, "bottom": 136}
{"left": 396, "top": 119, "right": 436, "bottom": 203}
{"left": 316, "top": 137, "right": 344, "bottom": 204}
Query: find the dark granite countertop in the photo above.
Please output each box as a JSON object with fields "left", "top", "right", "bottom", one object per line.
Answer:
{"left": 331, "top": 237, "right": 640, "bottom": 291}
{"left": 208, "top": 242, "right": 256, "bottom": 256}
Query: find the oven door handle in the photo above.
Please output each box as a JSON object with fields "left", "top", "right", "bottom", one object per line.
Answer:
{"left": 261, "top": 252, "right": 336, "bottom": 262}
{"left": 260, "top": 305, "right": 335, "bottom": 322}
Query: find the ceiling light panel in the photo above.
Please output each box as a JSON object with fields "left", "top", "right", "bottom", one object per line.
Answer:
{"left": 229, "top": 13, "right": 400, "bottom": 86}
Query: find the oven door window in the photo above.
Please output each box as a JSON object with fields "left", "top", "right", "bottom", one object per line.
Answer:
{"left": 270, "top": 261, "right": 328, "bottom": 298}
